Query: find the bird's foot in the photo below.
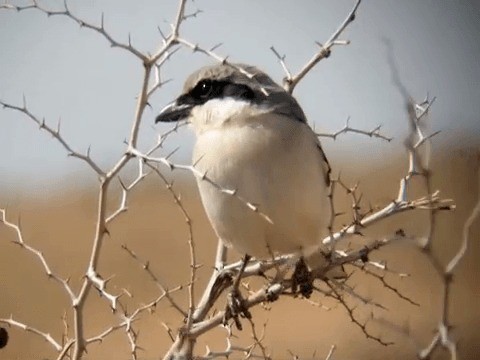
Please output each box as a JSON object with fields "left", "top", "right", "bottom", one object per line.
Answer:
{"left": 222, "top": 254, "right": 252, "bottom": 330}
{"left": 291, "top": 257, "right": 313, "bottom": 298}
{"left": 223, "top": 287, "right": 252, "bottom": 330}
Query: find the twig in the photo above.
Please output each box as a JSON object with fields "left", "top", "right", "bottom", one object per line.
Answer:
{"left": 106, "top": 159, "right": 150, "bottom": 224}
{"left": 0, "top": 100, "right": 104, "bottom": 176}
{"left": 325, "top": 345, "right": 336, "bottom": 360}
{"left": 0, "top": 317, "right": 62, "bottom": 352}
{"left": 272, "top": 0, "right": 362, "bottom": 93}
{"left": 121, "top": 244, "right": 187, "bottom": 318}
{"left": 316, "top": 117, "right": 392, "bottom": 142}
{"left": 145, "top": 163, "right": 198, "bottom": 328}
{"left": 0, "top": 209, "right": 75, "bottom": 301}
{"left": 352, "top": 263, "right": 419, "bottom": 306}
{"left": 326, "top": 282, "right": 393, "bottom": 346}
{"left": 323, "top": 191, "right": 453, "bottom": 246}
{"left": 0, "top": 1, "right": 147, "bottom": 61}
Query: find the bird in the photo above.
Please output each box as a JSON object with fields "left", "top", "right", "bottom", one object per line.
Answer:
{"left": 155, "top": 63, "right": 333, "bottom": 275}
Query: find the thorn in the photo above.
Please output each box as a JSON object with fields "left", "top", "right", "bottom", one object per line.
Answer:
{"left": 209, "top": 42, "right": 223, "bottom": 52}
{"left": 157, "top": 26, "right": 166, "bottom": 40}
{"left": 345, "top": 116, "right": 351, "bottom": 127}
{"left": 357, "top": 193, "right": 363, "bottom": 204}
{"left": 118, "top": 177, "right": 127, "bottom": 190}
{"left": 395, "top": 229, "right": 406, "bottom": 237}
{"left": 165, "top": 146, "right": 180, "bottom": 160}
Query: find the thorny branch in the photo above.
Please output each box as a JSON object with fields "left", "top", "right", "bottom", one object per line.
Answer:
{"left": 327, "top": 282, "right": 393, "bottom": 346}
{"left": 0, "top": 0, "right": 468, "bottom": 359}
{"left": 316, "top": 116, "right": 393, "bottom": 142}
{"left": 0, "top": 100, "right": 104, "bottom": 176}
{"left": 145, "top": 163, "right": 198, "bottom": 330}
{"left": 0, "top": 317, "right": 62, "bottom": 352}
{"left": 382, "top": 39, "right": 471, "bottom": 359}
{"left": 0, "top": 1, "right": 148, "bottom": 61}
{"left": 0, "top": 209, "right": 75, "bottom": 302}
{"left": 1, "top": 0, "right": 190, "bottom": 358}
{"left": 272, "top": 0, "right": 362, "bottom": 93}
{"left": 415, "top": 148, "right": 479, "bottom": 360}
{"left": 352, "top": 263, "right": 419, "bottom": 307}
{"left": 121, "top": 244, "right": 187, "bottom": 318}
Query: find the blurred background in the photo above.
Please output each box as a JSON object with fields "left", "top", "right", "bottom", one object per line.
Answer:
{"left": 0, "top": 0, "right": 479, "bottom": 359}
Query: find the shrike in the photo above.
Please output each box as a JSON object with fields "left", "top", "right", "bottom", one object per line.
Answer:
{"left": 156, "top": 63, "right": 332, "bottom": 271}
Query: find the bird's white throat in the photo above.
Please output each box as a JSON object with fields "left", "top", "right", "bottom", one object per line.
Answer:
{"left": 189, "top": 98, "right": 268, "bottom": 134}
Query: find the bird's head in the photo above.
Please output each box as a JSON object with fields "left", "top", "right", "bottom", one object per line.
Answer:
{"left": 155, "top": 64, "right": 307, "bottom": 133}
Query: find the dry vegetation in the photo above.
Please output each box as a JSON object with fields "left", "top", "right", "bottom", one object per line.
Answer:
{"left": 1, "top": 0, "right": 479, "bottom": 359}
{"left": 1, "top": 150, "right": 479, "bottom": 359}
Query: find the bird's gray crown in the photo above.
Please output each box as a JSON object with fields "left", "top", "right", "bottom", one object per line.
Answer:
{"left": 183, "top": 63, "right": 280, "bottom": 93}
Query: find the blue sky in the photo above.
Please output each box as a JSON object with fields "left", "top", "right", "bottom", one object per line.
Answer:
{"left": 1, "top": 0, "right": 479, "bottom": 193}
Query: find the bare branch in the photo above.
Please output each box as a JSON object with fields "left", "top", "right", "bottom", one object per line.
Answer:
{"left": 316, "top": 117, "right": 392, "bottom": 142}
{"left": 121, "top": 244, "right": 188, "bottom": 318}
{"left": 326, "top": 282, "right": 393, "bottom": 346}
{"left": 325, "top": 345, "right": 336, "bottom": 360}
{"left": 189, "top": 283, "right": 284, "bottom": 338}
{"left": 0, "top": 209, "right": 75, "bottom": 301}
{"left": 147, "top": 47, "right": 180, "bottom": 97}
{"left": 1, "top": 0, "right": 469, "bottom": 358}
{"left": 269, "top": 46, "right": 292, "bottom": 80}
{"left": 149, "top": 0, "right": 188, "bottom": 63}
{"left": 176, "top": 37, "right": 228, "bottom": 64}
{"left": 145, "top": 163, "right": 198, "bottom": 328}
{"left": 323, "top": 190, "right": 453, "bottom": 246}
{"left": 280, "top": 0, "right": 362, "bottom": 93}
{"left": 446, "top": 168, "right": 480, "bottom": 274}
{"left": 0, "top": 100, "right": 105, "bottom": 176}
{"left": 352, "top": 263, "right": 419, "bottom": 306}
{"left": 0, "top": 1, "right": 147, "bottom": 60}
{"left": 85, "top": 268, "right": 120, "bottom": 311}
{"left": 0, "top": 316, "right": 62, "bottom": 352}
{"left": 106, "top": 160, "right": 150, "bottom": 224}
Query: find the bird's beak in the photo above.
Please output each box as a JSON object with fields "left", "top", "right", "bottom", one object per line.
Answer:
{"left": 155, "top": 101, "right": 193, "bottom": 123}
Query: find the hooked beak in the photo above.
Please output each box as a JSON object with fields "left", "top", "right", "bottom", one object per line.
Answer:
{"left": 155, "top": 101, "right": 193, "bottom": 123}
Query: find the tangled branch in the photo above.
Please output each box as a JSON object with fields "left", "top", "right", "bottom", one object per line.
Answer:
{"left": 0, "top": 1, "right": 469, "bottom": 359}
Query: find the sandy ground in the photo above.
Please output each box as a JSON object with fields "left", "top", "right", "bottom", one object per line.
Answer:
{"left": 0, "top": 149, "right": 479, "bottom": 360}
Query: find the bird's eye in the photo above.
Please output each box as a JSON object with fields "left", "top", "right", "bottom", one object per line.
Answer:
{"left": 194, "top": 80, "right": 214, "bottom": 99}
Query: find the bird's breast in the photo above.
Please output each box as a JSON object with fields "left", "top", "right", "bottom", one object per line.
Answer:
{"left": 192, "top": 116, "right": 331, "bottom": 258}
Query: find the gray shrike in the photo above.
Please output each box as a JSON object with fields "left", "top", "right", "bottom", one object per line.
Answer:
{"left": 155, "top": 64, "right": 332, "bottom": 269}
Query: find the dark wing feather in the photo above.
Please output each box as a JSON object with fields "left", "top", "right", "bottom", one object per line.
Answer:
{"left": 317, "top": 144, "right": 331, "bottom": 187}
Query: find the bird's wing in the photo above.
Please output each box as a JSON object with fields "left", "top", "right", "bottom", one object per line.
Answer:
{"left": 316, "top": 143, "right": 331, "bottom": 187}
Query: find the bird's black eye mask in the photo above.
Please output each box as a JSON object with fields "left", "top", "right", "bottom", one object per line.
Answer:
{"left": 156, "top": 79, "right": 258, "bottom": 123}
{"left": 180, "top": 79, "right": 256, "bottom": 106}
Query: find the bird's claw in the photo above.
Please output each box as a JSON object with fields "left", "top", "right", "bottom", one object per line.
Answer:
{"left": 291, "top": 257, "right": 313, "bottom": 298}
{"left": 223, "top": 288, "right": 251, "bottom": 330}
